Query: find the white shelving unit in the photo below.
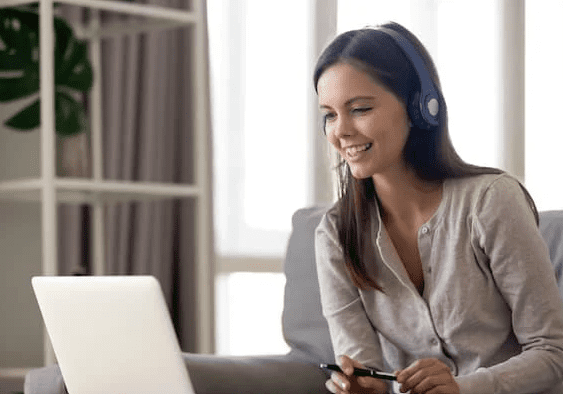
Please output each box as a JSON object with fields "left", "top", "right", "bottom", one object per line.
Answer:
{"left": 0, "top": 0, "right": 214, "bottom": 367}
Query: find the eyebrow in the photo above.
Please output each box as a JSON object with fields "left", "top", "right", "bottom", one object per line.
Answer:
{"left": 319, "top": 96, "right": 376, "bottom": 110}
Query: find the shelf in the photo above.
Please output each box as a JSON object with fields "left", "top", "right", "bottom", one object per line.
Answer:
{"left": 0, "top": 368, "right": 31, "bottom": 379}
{"left": 65, "top": 0, "right": 195, "bottom": 22}
{"left": 0, "top": 0, "right": 38, "bottom": 7}
{"left": 2, "top": 0, "right": 197, "bottom": 37}
{"left": 0, "top": 0, "right": 214, "bottom": 364}
{"left": 0, "top": 0, "right": 197, "bottom": 22}
{"left": 0, "top": 177, "right": 200, "bottom": 204}
{"left": 76, "top": 18, "right": 192, "bottom": 39}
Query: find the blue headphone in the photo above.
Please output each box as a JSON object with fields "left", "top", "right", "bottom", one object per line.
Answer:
{"left": 377, "top": 27, "right": 440, "bottom": 130}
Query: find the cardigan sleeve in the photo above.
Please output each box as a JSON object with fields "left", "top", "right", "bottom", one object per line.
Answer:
{"left": 314, "top": 210, "right": 386, "bottom": 371}
{"left": 456, "top": 175, "right": 563, "bottom": 394}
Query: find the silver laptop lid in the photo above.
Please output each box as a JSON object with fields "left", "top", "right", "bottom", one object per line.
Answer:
{"left": 32, "top": 275, "right": 195, "bottom": 394}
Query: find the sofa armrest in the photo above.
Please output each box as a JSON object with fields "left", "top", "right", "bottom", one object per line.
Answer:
{"left": 24, "top": 364, "right": 66, "bottom": 394}
{"left": 24, "top": 353, "right": 330, "bottom": 394}
{"left": 184, "top": 353, "right": 330, "bottom": 394}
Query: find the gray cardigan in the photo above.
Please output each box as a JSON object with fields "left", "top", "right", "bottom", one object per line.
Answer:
{"left": 315, "top": 173, "right": 563, "bottom": 394}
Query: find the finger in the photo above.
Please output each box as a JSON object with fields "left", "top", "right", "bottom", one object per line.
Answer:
{"left": 406, "top": 372, "right": 443, "bottom": 393}
{"left": 403, "top": 369, "right": 444, "bottom": 393}
{"left": 325, "top": 378, "right": 342, "bottom": 394}
{"left": 356, "top": 376, "right": 389, "bottom": 392}
{"left": 396, "top": 360, "right": 417, "bottom": 383}
{"left": 339, "top": 354, "right": 378, "bottom": 376}
{"left": 396, "top": 358, "right": 441, "bottom": 383}
{"left": 399, "top": 360, "right": 455, "bottom": 393}
{"left": 338, "top": 355, "right": 389, "bottom": 393}
{"left": 338, "top": 355, "right": 363, "bottom": 376}
{"left": 331, "top": 371, "right": 351, "bottom": 392}
{"left": 409, "top": 369, "right": 459, "bottom": 394}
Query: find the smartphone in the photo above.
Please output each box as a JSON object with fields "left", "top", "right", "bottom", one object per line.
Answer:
{"left": 320, "top": 363, "right": 397, "bottom": 381}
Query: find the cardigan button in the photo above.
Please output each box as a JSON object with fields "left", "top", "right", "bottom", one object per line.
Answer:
{"left": 421, "top": 226, "right": 429, "bottom": 235}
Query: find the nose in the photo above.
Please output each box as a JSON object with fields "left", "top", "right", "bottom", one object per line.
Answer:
{"left": 329, "top": 114, "right": 355, "bottom": 140}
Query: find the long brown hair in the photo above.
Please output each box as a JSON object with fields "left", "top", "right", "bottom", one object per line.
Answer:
{"left": 314, "top": 22, "right": 538, "bottom": 290}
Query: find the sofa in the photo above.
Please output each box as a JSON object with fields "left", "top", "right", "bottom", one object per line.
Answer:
{"left": 24, "top": 207, "right": 563, "bottom": 394}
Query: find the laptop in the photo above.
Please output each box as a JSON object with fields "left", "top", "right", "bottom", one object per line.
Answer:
{"left": 31, "top": 275, "right": 196, "bottom": 394}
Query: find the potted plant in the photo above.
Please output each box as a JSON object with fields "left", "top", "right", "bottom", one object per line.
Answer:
{"left": 0, "top": 4, "right": 93, "bottom": 137}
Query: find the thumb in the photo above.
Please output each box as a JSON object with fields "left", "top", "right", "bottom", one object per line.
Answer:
{"left": 338, "top": 355, "right": 365, "bottom": 376}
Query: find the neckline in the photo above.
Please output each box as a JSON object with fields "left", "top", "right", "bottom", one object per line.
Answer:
{"left": 371, "top": 179, "right": 451, "bottom": 298}
{"left": 375, "top": 179, "right": 448, "bottom": 233}
{"left": 420, "top": 178, "right": 449, "bottom": 231}
{"left": 371, "top": 179, "right": 450, "bottom": 232}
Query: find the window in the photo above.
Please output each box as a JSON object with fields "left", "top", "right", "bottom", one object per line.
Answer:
{"left": 207, "top": 0, "right": 319, "bottom": 356}
{"left": 208, "top": 0, "right": 313, "bottom": 259}
{"left": 525, "top": 1, "right": 563, "bottom": 211}
{"left": 215, "top": 272, "right": 290, "bottom": 355}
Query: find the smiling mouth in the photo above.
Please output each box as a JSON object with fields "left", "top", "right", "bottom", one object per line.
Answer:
{"left": 345, "top": 143, "right": 372, "bottom": 158}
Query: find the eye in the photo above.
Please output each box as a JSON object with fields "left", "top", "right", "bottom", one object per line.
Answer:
{"left": 321, "top": 112, "right": 335, "bottom": 135}
{"left": 323, "top": 112, "right": 336, "bottom": 123}
{"left": 352, "top": 106, "right": 372, "bottom": 115}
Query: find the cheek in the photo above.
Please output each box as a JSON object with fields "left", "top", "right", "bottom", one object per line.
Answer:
{"left": 385, "top": 129, "right": 409, "bottom": 157}
{"left": 387, "top": 112, "right": 410, "bottom": 148}
{"left": 399, "top": 122, "right": 410, "bottom": 149}
{"left": 326, "top": 132, "right": 340, "bottom": 150}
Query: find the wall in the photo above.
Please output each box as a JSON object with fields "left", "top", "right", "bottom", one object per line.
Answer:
{"left": 0, "top": 99, "right": 45, "bottom": 368}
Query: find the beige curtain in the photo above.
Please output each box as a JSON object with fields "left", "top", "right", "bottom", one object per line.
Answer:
{"left": 57, "top": 0, "right": 211, "bottom": 352}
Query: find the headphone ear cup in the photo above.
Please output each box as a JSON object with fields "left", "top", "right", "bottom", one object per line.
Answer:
{"left": 408, "top": 91, "right": 424, "bottom": 130}
{"left": 409, "top": 91, "right": 438, "bottom": 130}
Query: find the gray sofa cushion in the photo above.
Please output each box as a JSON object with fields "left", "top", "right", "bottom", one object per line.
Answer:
{"left": 183, "top": 354, "right": 329, "bottom": 393}
{"left": 540, "top": 210, "right": 563, "bottom": 298}
{"left": 24, "top": 364, "right": 66, "bottom": 394}
{"left": 282, "top": 205, "right": 334, "bottom": 364}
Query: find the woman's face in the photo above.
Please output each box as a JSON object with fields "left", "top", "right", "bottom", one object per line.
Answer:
{"left": 317, "top": 62, "right": 411, "bottom": 180}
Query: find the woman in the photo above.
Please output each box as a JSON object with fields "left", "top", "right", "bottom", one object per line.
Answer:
{"left": 314, "top": 22, "right": 563, "bottom": 394}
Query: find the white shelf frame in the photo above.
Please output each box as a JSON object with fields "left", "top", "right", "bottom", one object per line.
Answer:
{"left": 0, "top": 178, "right": 201, "bottom": 202}
{"left": 0, "top": 0, "right": 214, "bottom": 363}
{"left": 1, "top": 0, "right": 198, "bottom": 21}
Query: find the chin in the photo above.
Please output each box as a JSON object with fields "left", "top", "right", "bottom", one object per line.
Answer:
{"left": 349, "top": 166, "right": 375, "bottom": 180}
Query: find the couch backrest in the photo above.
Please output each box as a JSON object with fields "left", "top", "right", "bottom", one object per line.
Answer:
{"left": 282, "top": 205, "right": 333, "bottom": 364}
{"left": 539, "top": 211, "right": 563, "bottom": 299}
{"left": 281, "top": 207, "right": 563, "bottom": 364}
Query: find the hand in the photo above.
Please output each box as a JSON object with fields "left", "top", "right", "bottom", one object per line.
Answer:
{"left": 395, "top": 358, "right": 460, "bottom": 394}
{"left": 325, "top": 355, "right": 389, "bottom": 394}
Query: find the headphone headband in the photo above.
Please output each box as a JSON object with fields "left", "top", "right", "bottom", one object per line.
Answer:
{"left": 377, "top": 27, "right": 440, "bottom": 130}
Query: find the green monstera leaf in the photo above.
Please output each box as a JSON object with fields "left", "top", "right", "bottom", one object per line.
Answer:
{"left": 0, "top": 7, "right": 93, "bottom": 136}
